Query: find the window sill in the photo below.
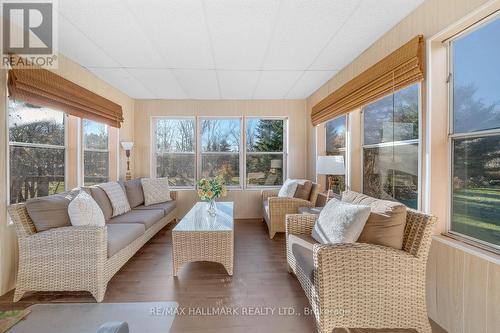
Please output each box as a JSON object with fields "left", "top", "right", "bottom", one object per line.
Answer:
{"left": 433, "top": 234, "right": 500, "bottom": 265}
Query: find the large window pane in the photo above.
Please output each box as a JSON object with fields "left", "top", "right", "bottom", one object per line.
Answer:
{"left": 363, "top": 94, "right": 393, "bottom": 145}
{"left": 84, "top": 151, "right": 109, "bottom": 185}
{"left": 452, "top": 17, "right": 500, "bottom": 133}
{"left": 83, "top": 120, "right": 108, "bottom": 150}
{"left": 156, "top": 153, "right": 195, "bottom": 187}
{"left": 246, "top": 119, "right": 284, "bottom": 152}
{"left": 9, "top": 146, "right": 65, "bottom": 204}
{"left": 201, "top": 154, "right": 240, "bottom": 186}
{"left": 363, "top": 144, "right": 419, "bottom": 209}
{"left": 326, "top": 116, "right": 346, "bottom": 155}
{"left": 9, "top": 100, "right": 64, "bottom": 146}
{"left": 246, "top": 154, "right": 284, "bottom": 186}
{"left": 393, "top": 84, "right": 419, "bottom": 141}
{"left": 451, "top": 136, "right": 500, "bottom": 246}
{"left": 156, "top": 118, "right": 195, "bottom": 152}
{"left": 201, "top": 119, "right": 240, "bottom": 152}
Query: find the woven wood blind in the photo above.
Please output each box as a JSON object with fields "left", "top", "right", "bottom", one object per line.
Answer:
{"left": 311, "top": 35, "right": 424, "bottom": 126}
{"left": 8, "top": 68, "right": 124, "bottom": 128}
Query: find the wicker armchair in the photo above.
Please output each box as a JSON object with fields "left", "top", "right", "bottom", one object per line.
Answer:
{"left": 285, "top": 209, "right": 437, "bottom": 333}
{"left": 262, "top": 182, "right": 320, "bottom": 239}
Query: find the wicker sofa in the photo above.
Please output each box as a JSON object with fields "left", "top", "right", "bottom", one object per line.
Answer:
{"left": 261, "top": 181, "right": 320, "bottom": 239}
{"left": 8, "top": 179, "right": 177, "bottom": 302}
{"left": 285, "top": 195, "right": 437, "bottom": 332}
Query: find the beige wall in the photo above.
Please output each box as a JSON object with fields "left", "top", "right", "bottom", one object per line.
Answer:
{"left": 134, "top": 99, "right": 307, "bottom": 219}
{"left": 305, "top": 0, "right": 500, "bottom": 331}
{"left": 0, "top": 55, "right": 135, "bottom": 295}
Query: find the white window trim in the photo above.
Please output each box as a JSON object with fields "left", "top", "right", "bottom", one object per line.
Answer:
{"left": 360, "top": 83, "right": 422, "bottom": 210}
{"left": 446, "top": 13, "right": 500, "bottom": 253}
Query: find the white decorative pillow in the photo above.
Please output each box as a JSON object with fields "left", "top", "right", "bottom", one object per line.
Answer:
{"left": 312, "top": 198, "right": 371, "bottom": 244}
{"left": 278, "top": 179, "right": 299, "bottom": 198}
{"left": 68, "top": 191, "right": 105, "bottom": 227}
{"left": 141, "top": 177, "right": 172, "bottom": 206}
{"left": 98, "top": 182, "right": 131, "bottom": 217}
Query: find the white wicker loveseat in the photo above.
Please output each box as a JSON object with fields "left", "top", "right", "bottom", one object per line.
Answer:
{"left": 8, "top": 186, "right": 177, "bottom": 303}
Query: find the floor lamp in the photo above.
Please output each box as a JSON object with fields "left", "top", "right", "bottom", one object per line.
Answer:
{"left": 316, "top": 155, "right": 345, "bottom": 202}
{"left": 121, "top": 142, "right": 134, "bottom": 180}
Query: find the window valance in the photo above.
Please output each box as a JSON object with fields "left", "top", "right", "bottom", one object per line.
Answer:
{"left": 311, "top": 35, "right": 424, "bottom": 126}
{"left": 8, "top": 68, "right": 123, "bottom": 128}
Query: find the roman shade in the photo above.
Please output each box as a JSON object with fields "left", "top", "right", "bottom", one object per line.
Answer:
{"left": 8, "top": 68, "right": 123, "bottom": 128}
{"left": 311, "top": 35, "right": 424, "bottom": 126}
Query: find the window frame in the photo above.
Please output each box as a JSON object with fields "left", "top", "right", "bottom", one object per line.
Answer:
{"left": 360, "top": 83, "right": 422, "bottom": 210}
{"left": 7, "top": 100, "right": 69, "bottom": 204}
{"left": 446, "top": 13, "right": 500, "bottom": 253}
{"left": 244, "top": 116, "right": 288, "bottom": 189}
{"left": 151, "top": 116, "right": 197, "bottom": 190}
{"left": 81, "top": 118, "right": 110, "bottom": 186}
{"left": 197, "top": 116, "right": 243, "bottom": 189}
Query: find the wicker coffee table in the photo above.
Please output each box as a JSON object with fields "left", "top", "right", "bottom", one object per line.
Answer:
{"left": 172, "top": 201, "right": 234, "bottom": 276}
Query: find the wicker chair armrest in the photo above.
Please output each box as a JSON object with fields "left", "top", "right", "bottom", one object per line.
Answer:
{"left": 268, "top": 197, "right": 313, "bottom": 209}
{"left": 285, "top": 214, "right": 317, "bottom": 236}
{"left": 261, "top": 189, "right": 280, "bottom": 201}
{"left": 21, "top": 226, "right": 107, "bottom": 259}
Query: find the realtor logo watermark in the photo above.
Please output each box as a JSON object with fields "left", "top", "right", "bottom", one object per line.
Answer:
{"left": 1, "top": 0, "right": 58, "bottom": 68}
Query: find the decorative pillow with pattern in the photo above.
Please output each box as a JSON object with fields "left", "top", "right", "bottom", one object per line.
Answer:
{"left": 68, "top": 191, "right": 105, "bottom": 227}
{"left": 141, "top": 177, "right": 172, "bottom": 206}
{"left": 278, "top": 179, "right": 299, "bottom": 198}
{"left": 98, "top": 182, "right": 131, "bottom": 217}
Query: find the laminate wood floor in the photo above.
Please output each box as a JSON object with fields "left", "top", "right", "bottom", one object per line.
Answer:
{"left": 0, "top": 219, "right": 446, "bottom": 333}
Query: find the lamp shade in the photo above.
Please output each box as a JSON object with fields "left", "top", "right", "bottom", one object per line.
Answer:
{"left": 121, "top": 141, "right": 134, "bottom": 151}
{"left": 316, "top": 155, "right": 345, "bottom": 175}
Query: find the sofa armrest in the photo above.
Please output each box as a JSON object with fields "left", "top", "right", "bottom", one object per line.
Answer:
{"left": 261, "top": 189, "right": 279, "bottom": 201}
{"left": 285, "top": 214, "right": 317, "bottom": 236}
{"left": 20, "top": 226, "right": 107, "bottom": 263}
{"left": 268, "top": 197, "right": 313, "bottom": 212}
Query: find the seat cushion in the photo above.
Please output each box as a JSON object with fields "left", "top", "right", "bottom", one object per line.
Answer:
{"left": 107, "top": 223, "right": 145, "bottom": 258}
{"left": 108, "top": 209, "right": 164, "bottom": 230}
{"left": 288, "top": 233, "right": 316, "bottom": 252}
{"left": 25, "top": 190, "right": 80, "bottom": 232}
{"left": 121, "top": 178, "right": 144, "bottom": 208}
{"left": 341, "top": 190, "right": 407, "bottom": 249}
{"left": 291, "top": 242, "right": 314, "bottom": 285}
{"left": 134, "top": 201, "right": 176, "bottom": 216}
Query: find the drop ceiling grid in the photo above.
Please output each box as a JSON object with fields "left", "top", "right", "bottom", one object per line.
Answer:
{"left": 56, "top": 0, "right": 425, "bottom": 99}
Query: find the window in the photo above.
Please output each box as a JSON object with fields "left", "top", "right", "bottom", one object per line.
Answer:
{"left": 362, "top": 83, "right": 420, "bottom": 209}
{"left": 83, "top": 119, "right": 109, "bottom": 185}
{"left": 246, "top": 118, "right": 286, "bottom": 186}
{"left": 449, "top": 16, "right": 500, "bottom": 248}
{"left": 154, "top": 118, "right": 196, "bottom": 187}
{"left": 8, "top": 99, "right": 66, "bottom": 204}
{"left": 200, "top": 118, "right": 241, "bottom": 186}
{"left": 325, "top": 115, "right": 347, "bottom": 192}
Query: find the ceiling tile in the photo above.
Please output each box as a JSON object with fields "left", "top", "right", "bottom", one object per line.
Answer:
{"left": 59, "top": 0, "right": 166, "bottom": 68}
{"left": 125, "top": 0, "right": 214, "bottom": 69}
{"left": 286, "top": 70, "right": 336, "bottom": 98}
{"left": 172, "top": 69, "right": 220, "bottom": 99}
{"left": 262, "top": 0, "right": 359, "bottom": 70}
{"left": 217, "top": 71, "right": 261, "bottom": 99}
{"left": 58, "top": 16, "right": 119, "bottom": 68}
{"left": 204, "top": 0, "right": 280, "bottom": 70}
{"left": 253, "top": 71, "right": 303, "bottom": 99}
{"left": 127, "top": 69, "right": 187, "bottom": 99}
{"left": 311, "top": 0, "right": 423, "bottom": 70}
{"left": 87, "top": 67, "right": 156, "bottom": 99}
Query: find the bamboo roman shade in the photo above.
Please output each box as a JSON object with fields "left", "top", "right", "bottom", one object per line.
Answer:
{"left": 8, "top": 68, "right": 123, "bottom": 128}
{"left": 311, "top": 35, "right": 424, "bottom": 126}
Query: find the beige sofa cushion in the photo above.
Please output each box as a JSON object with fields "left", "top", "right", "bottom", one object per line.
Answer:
{"left": 134, "top": 201, "right": 176, "bottom": 216}
{"left": 341, "top": 190, "right": 407, "bottom": 249}
{"left": 107, "top": 223, "right": 145, "bottom": 258}
{"left": 294, "top": 181, "right": 313, "bottom": 201}
{"left": 108, "top": 209, "right": 164, "bottom": 230}
{"left": 122, "top": 178, "right": 144, "bottom": 208}
{"left": 25, "top": 190, "right": 79, "bottom": 232}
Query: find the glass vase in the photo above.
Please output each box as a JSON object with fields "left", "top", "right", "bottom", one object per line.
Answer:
{"left": 207, "top": 199, "right": 217, "bottom": 217}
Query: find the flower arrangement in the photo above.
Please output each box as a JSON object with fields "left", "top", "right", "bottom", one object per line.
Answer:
{"left": 197, "top": 175, "right": 227, "bottom": 201}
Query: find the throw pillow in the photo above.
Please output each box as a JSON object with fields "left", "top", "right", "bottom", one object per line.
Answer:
{"left": 121, "top": 178, "right": 145, "bottom": 208}
{"left": 341, "top": 190, "right": 407, "bottom": 249}
{"left": 278, "top": 179, "right": 299, "bottom": 198}
{"left": 98, "top": 182, "right": 131, "bottom": 217}
{"left": 312, "top": 198, "right": 371, "bottom": 244}
{"left": 68, "top": 191, "right": 105, "bottom": 227}
{"left": 141, "top": 177, "right": 172, "bottom": 206}
{"left": 294, "top": 180, "right": 313, "bottom": 200}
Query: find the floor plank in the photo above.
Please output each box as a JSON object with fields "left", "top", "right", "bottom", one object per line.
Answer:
{"left": 0, "top": 219, "right": 446, "bottom": 332}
